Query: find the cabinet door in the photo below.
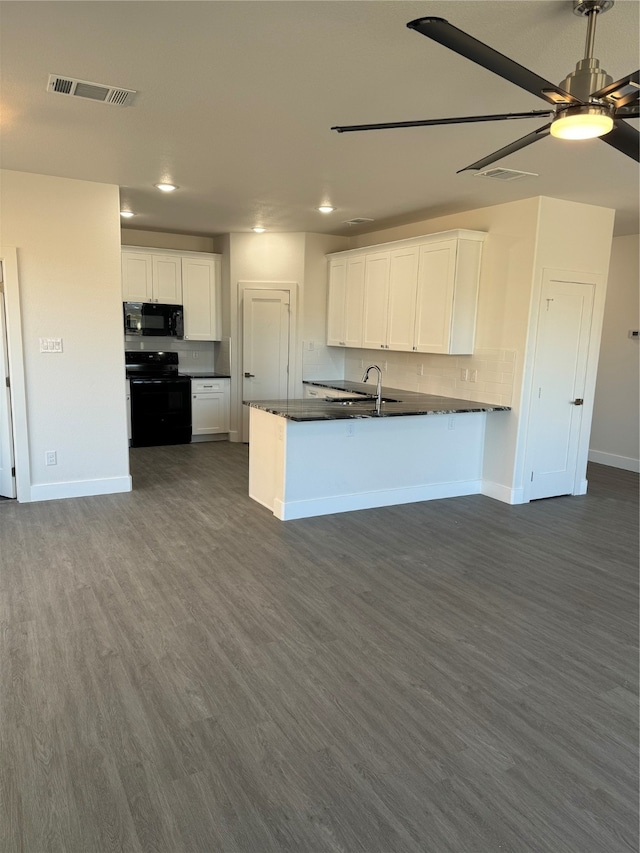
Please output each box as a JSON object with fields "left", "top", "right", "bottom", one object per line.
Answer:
{"left": 414, "top": 240, "right": 457, "bottom": 353}
{"left": 152, "top": 255, "right": 183, "bottom": 304}
{"left": 327, "top": 259, "right": 347, "bottom": 345}
{"left": 192, "top": 380, "right": 230, "bottom": 435}
{"left": 343, "top": 257, "right": 365, "bottom": 348}
{"left": 122, "top": 252, "right": 153, "bottom": 302}
{"left": 362, "top": 252, "right": 390, "bottom": 350}
{"left": 388, "top": 246, "right": 419, "bottom": 352}
{"left": 182, "top": 257, "right": 220, "bottom": 341}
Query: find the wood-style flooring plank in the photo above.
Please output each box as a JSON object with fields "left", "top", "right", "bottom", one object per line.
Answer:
{"left": 0, "top": 445, "right": 637, "bottom": 852}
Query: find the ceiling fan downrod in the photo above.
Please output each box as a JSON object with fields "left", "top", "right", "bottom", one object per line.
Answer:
{"left": 562, "top": 0, "right": 615, "bottom": 102}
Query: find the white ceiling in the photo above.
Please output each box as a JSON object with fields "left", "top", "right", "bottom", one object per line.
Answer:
{"left": 1, "top": 0, "right": 638, "bottom": 237}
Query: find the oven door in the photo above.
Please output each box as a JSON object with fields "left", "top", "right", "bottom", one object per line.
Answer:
{"left": 129, "top": 377, "right": 191, "bottom": 447}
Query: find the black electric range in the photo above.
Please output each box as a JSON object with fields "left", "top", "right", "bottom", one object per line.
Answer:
{"left": 126, "top": 351, "right": 191, "bottom": 447}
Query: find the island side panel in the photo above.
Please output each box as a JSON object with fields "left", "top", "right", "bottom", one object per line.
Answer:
{"left": 248, "top": 406, "right": 286, "bottom": 513}
{"left": 276, "top": 412, "right": 486, "bottom": 520}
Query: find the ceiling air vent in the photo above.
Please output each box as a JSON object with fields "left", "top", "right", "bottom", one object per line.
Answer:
{"left": 474, "top": 167, "right": 538, "bottom": 182}
{"left": 343, "top": 217, "right": 375, "bottom": 226}
{"left": 47, "top": 74, "right": 137, "bottom": 106}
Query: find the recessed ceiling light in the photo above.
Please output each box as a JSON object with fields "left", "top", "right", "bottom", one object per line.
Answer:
{"left": 154, "top": 183, "right": 178, "bottom": 192}
{"left": 317, "top": 205, "right": 335, "bottom": 214}
{"left": 252, "top": 226, "right": 266, "bottom": 233}
{"left": 120, "top": 210, "right": 135, "bottom": 218}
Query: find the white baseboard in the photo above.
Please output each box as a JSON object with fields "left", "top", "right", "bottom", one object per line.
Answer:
{"left": 273, "top": 480, "right": 482, "bottom": 521}
{"left": 588, "top": 449, "right": 640, "bottom": 473}
{"left": 481, "top": 480, "right": 526, "bottom": 504}
{"left": 190, "top": 433, "right": 229, "bottom": 443}
{"left": 28, "top": 475, "right": 132, "bottom": 503}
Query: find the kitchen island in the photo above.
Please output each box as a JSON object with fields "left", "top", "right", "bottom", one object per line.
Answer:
{"left": 246, "top": 381, "right": 510, "bottom": 520}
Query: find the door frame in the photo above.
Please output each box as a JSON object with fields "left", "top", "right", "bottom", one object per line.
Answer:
{"left": 0, "top": 246, "right": 31, "bottom": 501}
{"left": 522, "top": 267, "right": 605, "bottom": 503}
{"left": 232, "top": 280, "right": 298, "bottom": 442}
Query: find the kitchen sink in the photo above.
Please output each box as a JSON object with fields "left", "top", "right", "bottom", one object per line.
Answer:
{"left": 326, "top": 396, "right": 399, "bottom": 405}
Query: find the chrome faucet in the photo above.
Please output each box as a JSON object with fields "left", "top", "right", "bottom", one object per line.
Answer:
{"left": 362, "top": 364, "right": 383, "bottom": 415}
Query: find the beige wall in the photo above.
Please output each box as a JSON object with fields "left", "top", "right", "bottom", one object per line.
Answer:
{"left": 1, "top": 169, "right": 130, "bottom": 500}
{"left": 589, "top": 234, "right": 640, "bottom": 471}
{"left": 121, "top": 227, "right": 219, "bottom": 253}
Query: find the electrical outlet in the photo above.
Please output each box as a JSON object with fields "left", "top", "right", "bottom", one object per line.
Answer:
{"left": 381, "top": 361, "right": 388, "bottom": 372}
{"left": 416, "top": 363, "right": 423, "bottom": 376}
{"left": 346, "top": 423, "right": 355, "bottom": 437}
{"left": 469, "top": 369, "right": 477, "bottom": 383}
{"left": 460, "top": 368, "right": 468, "bottom": 381}
{"left": 193, "top": 351, "right": 200, "bottom": 359}
{"left": 45, "top": 450, "right": 57, "bottom": 466}
{"left": 448, "top": 417, "right": 455, "bottom": 431}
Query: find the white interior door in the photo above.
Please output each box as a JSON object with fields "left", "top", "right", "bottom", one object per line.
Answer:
{"left": 528, "top": 275, "right": 595, "bottom": 500}
{"left": 242, "top": 289, "right": 290, "bottom": 442}
{"left": 0, "top": 282, "right": 16, "bottom": 498}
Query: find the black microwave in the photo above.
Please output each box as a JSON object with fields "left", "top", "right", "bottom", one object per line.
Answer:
{"left": 123, "top": 302, "right": 184, "bottom": 337}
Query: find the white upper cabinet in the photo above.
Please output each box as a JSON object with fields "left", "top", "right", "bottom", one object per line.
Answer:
{"left": 151, "top": 255, "right": 182, "bottom": 304}
{"left": 122, "top": 250, "right": 182, "bottom": 304}
{"left": 414, "top": 237, "right": 484, "bottom": 354}
{"left": 182, "top": 256, "right": 221, "bottom": 341}
{"left": 362, "top": 252, "right": 391, "bottom": 349}
{"left": 327, "top": 256, "right": 365, "bottom": 347}
{"left": 121, "top": 252, "right": 153, "bottom": 302}
{"left": 326, "top": 230, "right": 485, "bottom": 354}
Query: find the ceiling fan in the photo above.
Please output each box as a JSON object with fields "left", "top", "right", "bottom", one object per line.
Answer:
{"left": 332, "top": 0, "right": 639, "bottom": 172}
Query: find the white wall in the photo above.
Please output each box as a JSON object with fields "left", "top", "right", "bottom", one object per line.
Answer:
{"left": 0, "top": 170, "right": 131, "bottom": 501}
{"left": 589, "top": 234, "right": 640, "bottom": 472}
{"left": 302, "top": 233, "right": 349, "bottom": 381}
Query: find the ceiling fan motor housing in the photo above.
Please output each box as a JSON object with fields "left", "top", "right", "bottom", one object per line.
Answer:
{"left": 560, "top": 57, "right": 613, "bottom": 102}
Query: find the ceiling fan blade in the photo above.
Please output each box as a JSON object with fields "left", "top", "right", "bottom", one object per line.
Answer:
{"left": 591, "top": 70, "right": 639, "bottom": 108}
{"left": 458, "top": 124, "right": 551, "bottom": 173}
{"left": 600, "top": 120, "right": 640, "bottom": 162}
{"left": 617, "top": 103, "right": 639, "bottom": 119}
{"left": 407, "top": 17, "right": 580, "bottom": 107}
{"left": 331, "top": 110, "right": 552, "bottom": 134}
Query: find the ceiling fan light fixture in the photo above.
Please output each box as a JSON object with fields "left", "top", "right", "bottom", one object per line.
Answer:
{"left": 550, "top": 104, "right": 614, "bottom": 139}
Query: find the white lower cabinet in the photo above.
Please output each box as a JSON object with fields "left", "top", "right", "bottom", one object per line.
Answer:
{"left": 191, "top": 378, "right": 230, "bottom": 440}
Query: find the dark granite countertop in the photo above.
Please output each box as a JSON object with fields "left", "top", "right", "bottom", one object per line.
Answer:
{"left": 245, "top": 380, "right": 510, "bottom": 422}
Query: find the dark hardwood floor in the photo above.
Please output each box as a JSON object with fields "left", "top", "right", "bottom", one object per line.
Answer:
{"left": 1, "top": 444, "right": 638, "bottom": 852}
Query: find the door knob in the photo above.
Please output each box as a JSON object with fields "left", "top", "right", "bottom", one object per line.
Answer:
{"left": 244, "top": 372, "right": 255, "bottom": 378}
{"left": 572, "top": 398, "right": 584, "bottom": 406}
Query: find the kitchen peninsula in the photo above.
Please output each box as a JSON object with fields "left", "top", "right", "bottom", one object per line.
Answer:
{"left": 246, "top": 381, "right": 510, "bottom": 520}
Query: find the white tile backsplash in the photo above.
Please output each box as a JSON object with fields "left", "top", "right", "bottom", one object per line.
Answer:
{"left": 342, "top": 347, "right": 517, "bottom": 405}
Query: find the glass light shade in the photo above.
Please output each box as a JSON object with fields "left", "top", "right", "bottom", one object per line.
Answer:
{"left": 550, "top": 108, "right": 614, "bottom": 140}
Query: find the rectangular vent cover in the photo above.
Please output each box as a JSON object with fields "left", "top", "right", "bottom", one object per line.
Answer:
{"left": 47, "top": 74, "right": 136, "bottom": 106}
{"left": 475, "top": 167, "right": 538, "bottom": 182}
{"left": 343, "top": 217, "right": 375, "bottom": 226}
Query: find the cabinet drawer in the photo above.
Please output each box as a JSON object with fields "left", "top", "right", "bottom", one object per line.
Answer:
{"left": 191, "top": 379, "right": 227, "bottom": 393}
